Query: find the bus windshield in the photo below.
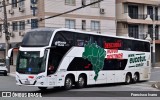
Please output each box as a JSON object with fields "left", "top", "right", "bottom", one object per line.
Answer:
{"left": 16, "top": 51, "right": 47, "bottom": 74}
{"left": 21, "top": 31, "right": 53, "bottom": 47}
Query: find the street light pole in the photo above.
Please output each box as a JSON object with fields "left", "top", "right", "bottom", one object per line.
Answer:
{"left": 3, "top": 0, "right": 10, "bottom": 72}
{"left": 152, "top": 6, "right": 156, "bottom": 67}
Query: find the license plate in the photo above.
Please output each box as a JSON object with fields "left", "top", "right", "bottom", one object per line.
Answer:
{"left": 24, "top": 80, "right": 30, "bottom": 85}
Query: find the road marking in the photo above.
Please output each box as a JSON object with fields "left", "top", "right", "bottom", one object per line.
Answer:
{"left": 149, "top": 81, "right": 157, "bottom": 83}
{"left": 153, "top": 67, "right": 160, "bottom": 69}
{"left": 151, "top": 71, "right": 160, "bottom": 73}
{"left": 124, "top": 84, "right": 159, "bottom": 91}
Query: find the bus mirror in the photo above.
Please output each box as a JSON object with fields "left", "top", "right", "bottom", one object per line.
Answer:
{"left": 40, "top": 49, "right": 45, "bottom": 57}
{"left": 8, "top": 48, "right": 13, "bottom": 58}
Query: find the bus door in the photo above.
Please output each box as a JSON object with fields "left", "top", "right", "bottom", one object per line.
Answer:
{"left": 47, "top": 48, "right": 64, "bottom": 86}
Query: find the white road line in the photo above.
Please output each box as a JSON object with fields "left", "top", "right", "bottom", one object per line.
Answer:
{"left": 149, "top": 81, "right": 157, "bottom": 83}
{"left": 151, "top": 71, "right": 160, "bottom": 73}
{"left": 153, "top": 67, "right": 160, "bottom": 69}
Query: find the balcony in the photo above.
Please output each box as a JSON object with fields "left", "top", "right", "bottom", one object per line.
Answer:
{"left": 128, "top": 13, "right": 147, "bottom": 20}
{"left": 117, "top": 0, "right": 159, "bottom": 5}
{"left": 117, "top": 12, "right": 160, "bottom": 25}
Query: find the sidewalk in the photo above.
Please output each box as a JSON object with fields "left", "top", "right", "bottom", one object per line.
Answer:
{"left": 8, "top": 65, "right": 16, "bottom": 77}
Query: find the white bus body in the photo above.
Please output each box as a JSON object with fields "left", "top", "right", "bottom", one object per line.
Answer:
{"left": 8, "top": 28, "right": 151, "bottom": 90}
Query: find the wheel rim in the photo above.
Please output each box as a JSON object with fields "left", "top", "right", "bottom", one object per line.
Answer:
{"left": 66, "top": 78, "right": 72, "bottom": 88}
{"left": 78, "top": 77, "right": 85, "bottom": 87}
{"left": 126, "top": 75, "right": 131, "bottom": 83}
{"left": 134, "top": 74, "right": 138, "bottom": 82}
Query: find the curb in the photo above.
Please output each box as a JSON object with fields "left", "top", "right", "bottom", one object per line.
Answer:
{"left": 8, "top": 73, "right": 16, "bottom": 77}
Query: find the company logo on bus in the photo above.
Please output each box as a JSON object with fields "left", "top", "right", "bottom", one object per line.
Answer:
{"left": 55, "top": 41, "right": 66, "bottom": 46}
{"left": 128, "top": 54, "right": 146, "bottom": 67}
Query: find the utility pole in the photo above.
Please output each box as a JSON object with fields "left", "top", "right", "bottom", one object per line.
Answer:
{"left": 152, "top": 6, "right": 156, "bottom": 67}
{"left": 3, "top": 0, "right": 10, "bottom": 72}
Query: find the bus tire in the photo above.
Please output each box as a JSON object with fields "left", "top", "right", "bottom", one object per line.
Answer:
{"left": 133, "top": 73, "right": 139, "bottom": 83}
{"left": 38, "top": 87, "right": 47, "bottom": 90}
{"left": 125, "top": 74, "right": 132, "bottom": 84}
{"left": 64, "top": 76, "right": 73, "bottom": 90}
{"left": 76, "top": 75, "right": 86, "bottom": 89}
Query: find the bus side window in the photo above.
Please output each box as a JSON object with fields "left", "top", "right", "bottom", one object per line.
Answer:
{"left": 133, "top": 41, "right": 144, "bottom": 52}
{"left": 123, "top": 39, "right": 132, "bottom": 51}
{"left": 144, "top": 42, "right": 150, "bottom": 52}
{"left": 52, "top": 31, "right": 74, "bottom": 47}
{"left": 76, "top": 33, "right": 90, "bottom": 47}
{"left": 52, "top": 32, "right": 65, "bottom": 46}
{"left": 91, "top": 35, "right": 102, "bottom": 47}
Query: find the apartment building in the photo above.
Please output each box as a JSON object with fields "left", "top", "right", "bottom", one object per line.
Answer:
{"left": 116, "top": 0, "right": 160, "bottom": 62}
{"left": 0, "top": 0, "right": 116, "bottom": 65}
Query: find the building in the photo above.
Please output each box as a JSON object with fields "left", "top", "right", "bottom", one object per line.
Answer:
{"left": 116, "top": 0, "right": 160, "bottom": 63}
{"left": 0, "top": 0, "right": 116, "bottom": 65}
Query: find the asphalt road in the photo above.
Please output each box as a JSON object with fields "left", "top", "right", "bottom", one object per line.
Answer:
{"left": 0, "top": 68, "right": 160, "bottom": 100}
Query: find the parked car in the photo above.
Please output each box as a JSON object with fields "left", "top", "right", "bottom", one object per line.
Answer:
{"left": 0, "top": 63, "right": 8, "bottom": 76}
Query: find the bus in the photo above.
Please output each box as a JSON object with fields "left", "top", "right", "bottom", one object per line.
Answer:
{"left": 8, "top": 28, "right": 151, "bottom": 90}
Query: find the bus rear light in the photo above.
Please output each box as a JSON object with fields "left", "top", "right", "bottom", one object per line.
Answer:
{"left": 28, "top": 76, "right": 34, "bottom": 79}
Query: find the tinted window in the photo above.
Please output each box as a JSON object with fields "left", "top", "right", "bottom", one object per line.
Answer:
{"left": 52, "top": 31, "right": 74, "bottom": 47}
{"left": 122, "top": 39, "right": 132, "bottom": 51}
{"left": 22, "top": 31, "right": 53, "bottom": 47}
{"left": 91, "top": 35, "right": 102, "bottom": 47}
{"left": 76, "top": 33, "right": 90, "bottom": 47}
{"left": 144, "top": 42, "right": 150, "bottom": 52}
{"left": 67, "top": 57, "right": 93, "bottom": 71}
{"left": 103, "top": 59, "right": 127, "bottom": 70}
{"left": 132, "top": 40, "right": 149, "bottom": 52}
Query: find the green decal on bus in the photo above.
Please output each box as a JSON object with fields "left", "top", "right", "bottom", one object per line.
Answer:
{"left": 82, "top": 42, "right": 106, "bottom": 81}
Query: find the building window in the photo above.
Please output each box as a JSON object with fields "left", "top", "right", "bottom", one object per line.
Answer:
{"left": 65, "top": 0, "right": 75, "bottom": 6}
{"left": 12, "top": 0, "right": 17, "bottom": 8}
{"left": 12, "top": 21, "right": 18, "bottom": 31}
{"left": 0, "top": 24, "right": 2, "bottom": 32}
{"left": 0, "top": 2, "right": 2, "bottom": 12}
{"left": 128, "top": 24, "right": 139, "bottom": 38}
{"left": 91, "top": 21, "right": 100, "bottom": 32}
{"left": 31, "top": 19, "right": 38, "bottom": 29}
{"left": 19, "top": 21, "right": 25, "bottom": 30}
{"left": 65, "top": 19, "right": 75, "bottom": 29}
{"left": 128, "top": 5, "right": 138, "bottom": 19}
{"left": 19, "top": 0, "right": 25, "bottom": 7}
{"left": 147, "top": 6, "right": 158, "bottom": 20}
{"left": 90, "top": 0, "right": 100, "bottom": 8}
{"left": 82, "top": 0, "right": 86, "bottom": 6}
{"left": 148, "top": 25, "right": 159, "bottom": 40}
{"left": 82, "top": 20, "right": 86, "bottom": 30}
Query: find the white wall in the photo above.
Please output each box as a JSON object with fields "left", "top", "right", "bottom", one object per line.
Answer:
{"left": 44, "top": 0, "right": 115, "bottom": 17}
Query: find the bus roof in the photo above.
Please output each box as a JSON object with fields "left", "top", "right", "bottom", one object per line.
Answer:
{"left": 28, "top": 28, "right": 150, "bottom": 43}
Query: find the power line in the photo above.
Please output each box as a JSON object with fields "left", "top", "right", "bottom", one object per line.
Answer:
{"left": 39, "top": 0, "right": 104, "bottom": 21}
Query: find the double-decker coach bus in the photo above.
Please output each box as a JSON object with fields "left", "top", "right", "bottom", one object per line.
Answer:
{"left": 8, "top": 28, "right": 151, "bottom": 90}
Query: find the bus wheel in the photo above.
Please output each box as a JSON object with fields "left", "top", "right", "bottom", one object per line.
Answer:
{"left": 64, "top": 76, "right": 73, "bottom": 90}
{"left": 133, "top": 73, "right": 139, "bottom": 83}
{"left": 125, "top": 74, "right": 131, "bottom": 84}
{"left": 38, "top": 87, "right": 47, "bottom": 90}
{"left": 76, "top": 75, "right": 86, "bottom": 88}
